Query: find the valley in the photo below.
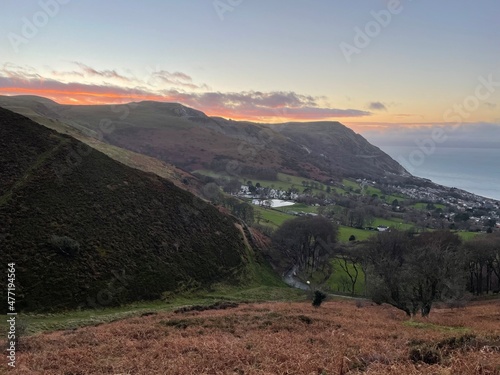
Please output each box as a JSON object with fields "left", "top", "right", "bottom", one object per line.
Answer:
{"left": 1, "top": 98, "right": 499, "bottom": 374}
{"left": 2, "top": 3, "right": 500, "bottom": 373}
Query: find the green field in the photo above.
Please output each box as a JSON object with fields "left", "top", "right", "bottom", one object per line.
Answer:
{"left": 326, "top": 257, "right": 366, "bottom": 295}
{"left": 254, "top": 206, "right": 294, "bottom": 228}
{"left": 455, "top": 231, "right": 481, "bottom": 241}
{"left": 342, "top": 179, "right": 405, "bottom": 204}
{"left": 308, "top": 256, "right": 366, "bottom": 296}
{"left": 372, "top": 217, "right": 414, "bottom": 230}
{"left": 341, "top": 179, "right": 359, "bottom": 189}
{"left": 195, "top": 170, "right": 415, "bottom": 204}
{"left": 338, "top": 226, "right": 376, "bottom": 242}
{"left": 277, "top": 203, "right": 319, "bottom": 214}
{"left": 364, "top": 185, "right": 382, "bottom": 196}
{"left": 384, "top": 194, "right": 405, "bottom": 203}
{"left": 255, "top": 206, "right": 383, "bottom": 243}
{"left": 247, "top": 173, "right": 348, "bottom": 196}
{"left": 194, "top": 170, "right": 347, "bottom": 196}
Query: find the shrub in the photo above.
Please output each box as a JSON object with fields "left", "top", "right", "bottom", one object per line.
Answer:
{"left": 312, "top": 290, "right": 327, "bottom": 307}
{"left": 355, "top": 299, "right": 365, "bottom": 308}
{"left": 409, "top": 347, "right": 441, "bottom": 365}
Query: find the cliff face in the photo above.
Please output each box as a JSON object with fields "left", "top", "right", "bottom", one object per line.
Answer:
{"left": 274, "top": 121, "right": 409, "bottom": 178}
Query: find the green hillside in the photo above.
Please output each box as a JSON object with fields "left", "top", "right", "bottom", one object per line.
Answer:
{"left": 0, "top": 108, "right": 256, "bottom": 312}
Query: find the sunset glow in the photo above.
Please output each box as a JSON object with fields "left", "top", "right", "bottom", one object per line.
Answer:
{"left": 0, "top": 1, "right": 499, "bottom": 132}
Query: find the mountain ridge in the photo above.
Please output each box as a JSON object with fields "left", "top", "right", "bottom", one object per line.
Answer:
{"left": 0, "top": 95, "right": 408, "bottom": 181}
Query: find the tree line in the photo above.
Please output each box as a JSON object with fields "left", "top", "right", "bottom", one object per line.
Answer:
{"left": 270, "top": 216, "right": 500, "bottom": 317}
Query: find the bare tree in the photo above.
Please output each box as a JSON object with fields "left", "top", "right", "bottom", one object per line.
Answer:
{"left": 362, "top": 230, "right": 466, "bottom": 317}
{"left": 336, "top": 243, "right": 365, "bottom": 296}
{"left": 464, "top": 232, "right": 500, "bottom": 294}
{"left": 272, "top": 216, "right": 338, "bottom": 279}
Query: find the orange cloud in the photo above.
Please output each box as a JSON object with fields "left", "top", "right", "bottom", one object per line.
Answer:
{"left": 0, "top": 66, "right": 372, "bottom": 122}
{"left": 0, "top": 86, "right": 171, "bottom": 104}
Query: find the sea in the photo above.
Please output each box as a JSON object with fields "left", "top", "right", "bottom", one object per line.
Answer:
{"left": 379, "top": 146, "right": 500, "bottom": 201}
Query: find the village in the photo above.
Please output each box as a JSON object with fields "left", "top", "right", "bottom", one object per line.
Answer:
{"left": 228, "top": 175, "right": 500, "bottom": 235}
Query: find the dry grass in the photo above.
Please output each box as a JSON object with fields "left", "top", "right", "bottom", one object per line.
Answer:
{"left": 2, "top": 300, "right": 499, "bottom": 374}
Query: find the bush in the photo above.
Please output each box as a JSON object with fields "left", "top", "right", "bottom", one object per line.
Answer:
{"left": 312, "top": 290, "right": 327, "bottom": 307}
{"left": 409, "top": 347, "right": 441, "bottom": 365}
{"left": 49, "top": 235, "right": 80, "bottom": 256}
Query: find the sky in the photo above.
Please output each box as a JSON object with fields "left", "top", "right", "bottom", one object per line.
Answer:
{"left": 1, "top": 0, "right": 500, "bottom": 137}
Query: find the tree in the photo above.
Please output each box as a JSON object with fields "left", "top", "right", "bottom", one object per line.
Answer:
{"left": 464, "top": 233, "right": 500, "bottom": 294}
{"left": 405, "top": 231, "right": 465, "bottom": 316}
{"left": 232, "top": 202, "right": 255, "bottom": 225}
{"left": 454, "top": 213, "right": 470, "bottom": 222}
{"left": 486, "top": 218, "right": 496, "bottom": 228}
{"left": 362, "top": 230, "right": 466, "bottom": 317}
{"left": 362, "top": 230, "right": 414, "bottom": 316}
{"left": 345, "top": 207, "right": 367, "bottom": 228}
{"left": 222, "top": 178, "right": 242, "bottom": 194}
{"left": 272, "top": 216, "right": 338, "bottom": 280}
{"left": 336, "top": 244, "right": 364, "bottom": 295}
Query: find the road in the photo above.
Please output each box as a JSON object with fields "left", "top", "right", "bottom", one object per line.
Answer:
{"left": 282, "top": 265, "right": 369, "bottom": 300}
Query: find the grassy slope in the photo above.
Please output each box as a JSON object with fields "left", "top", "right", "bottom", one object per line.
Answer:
{"left": 3, "top": 300, "right": 499, "bottom": 374}
{"left": 372, "top": 217, "right": 414, "bottom": 230}
{"left": 0, "top": 100, "right": 204, "bottom": 196}
{"left": 0, "top": 108, "right": 261, "bottom": 312}
{"left": 338, "top": 226, "right": 375, "bottom": 242}
{"left": 254, "top": 206, "right": 294, "bottom": 228}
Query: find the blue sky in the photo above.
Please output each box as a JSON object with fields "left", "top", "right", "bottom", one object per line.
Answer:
{"left": 1, "top": 0, "right": 499, "bottom": 133}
